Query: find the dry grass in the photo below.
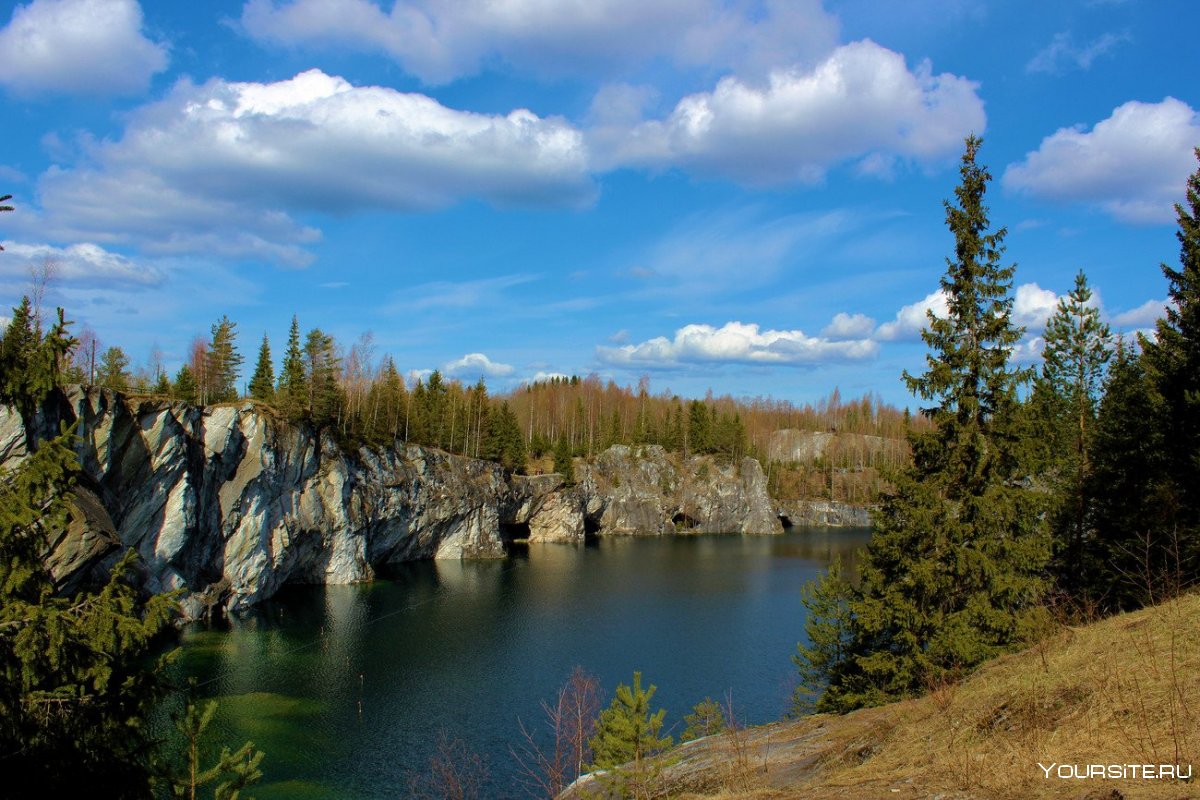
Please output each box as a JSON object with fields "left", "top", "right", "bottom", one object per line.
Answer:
{"left": 657, "top": 593, "right": 1200, "bottom": 800}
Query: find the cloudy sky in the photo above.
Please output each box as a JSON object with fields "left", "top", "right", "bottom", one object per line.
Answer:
{"left": 1, "top": 0, "right": 1197, "bottom": 406}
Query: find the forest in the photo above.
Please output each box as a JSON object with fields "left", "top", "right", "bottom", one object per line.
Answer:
{"left": 1, "top": 135, "right": 1198, "bottom": 796}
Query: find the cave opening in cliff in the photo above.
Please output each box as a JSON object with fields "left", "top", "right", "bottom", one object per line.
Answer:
{"left": 583, "top": 516, "right": 600, "bottom": 543}
{"left": 672, "top": 512, "right": 700, "bottom": 531}
{"left": 500, "top": 522, "right": 531, "bottom": 551}
{"left": 778, "top": 513, "right": 794, "bottom": 531}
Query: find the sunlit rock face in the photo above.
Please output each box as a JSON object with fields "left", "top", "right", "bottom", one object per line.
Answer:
{"left": 2, "top": 388, "right": 781, "bottom": 617}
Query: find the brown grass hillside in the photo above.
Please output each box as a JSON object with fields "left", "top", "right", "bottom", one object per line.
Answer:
{"left": 567, "top": 593, "right": 1200, "bottom": 799}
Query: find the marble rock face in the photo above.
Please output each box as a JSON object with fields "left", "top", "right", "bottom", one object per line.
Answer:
{"left": 3, "top": 388, "right": 781, "bottom": 617}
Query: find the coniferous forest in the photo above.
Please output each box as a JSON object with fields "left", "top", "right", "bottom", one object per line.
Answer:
{"left": 1, "top": 137, "right": 1199, "bottom": 794}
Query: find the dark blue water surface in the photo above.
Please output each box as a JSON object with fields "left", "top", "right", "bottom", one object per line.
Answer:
{"left": 174, "top": 527, "right": 870, "bottom": 798}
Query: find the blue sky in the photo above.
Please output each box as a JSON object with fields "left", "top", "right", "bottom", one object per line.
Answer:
{"left": 1, "top": 0, "right": 1197, "bottom": 407}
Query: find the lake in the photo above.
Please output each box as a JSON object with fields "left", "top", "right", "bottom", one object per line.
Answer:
{"left": 172, "top": 527, "right": 870, "bottom": 798}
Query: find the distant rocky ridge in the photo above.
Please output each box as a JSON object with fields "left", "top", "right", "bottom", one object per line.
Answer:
{"left": 1, "top": 387, "right": 783, "bottom": 618}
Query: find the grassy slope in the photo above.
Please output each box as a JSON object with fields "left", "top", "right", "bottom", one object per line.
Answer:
{"left": 591, "top": 593, "right": 1200, "bottom": 799}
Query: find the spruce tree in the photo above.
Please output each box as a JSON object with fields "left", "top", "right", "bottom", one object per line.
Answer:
{"left": 553, "top": 433, "right": 575, "bottom": 486}
{"left": 276, "top": 316, "right": 308, "bottom": 420}
{"left": 248, "top": 332, "right": 275, "bottom": 403}
{"left": 1141, "top": 147, "right": 1200, "bottom": 578}
{"left": 303, "top": 327, "right": 341, "bottom": 428}
{"left": 173, "top": 363, "right": 197, "bottom": 404}
{"left": 1037, "top": 270, "right": 1111, "bottom": 587}
{"left": 802, "top": 137, "right": 1050, "bottom": 710}
{"left": 207, "top": 316, "right": 244, "bottom": 403}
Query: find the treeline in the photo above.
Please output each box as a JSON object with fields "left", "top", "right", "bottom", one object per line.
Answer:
{"left": 796, "top": 140, "right": 1200, "bottom": 716}
{"left": 66, "top": 307, "right": 919, "bottom": 478}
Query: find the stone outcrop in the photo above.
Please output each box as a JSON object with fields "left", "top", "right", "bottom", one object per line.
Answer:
{"left": 1, "top": 387, "right": 782, "bottom": 616}
{"left": 778, "top": 499, "right": 873, "bottom": 528}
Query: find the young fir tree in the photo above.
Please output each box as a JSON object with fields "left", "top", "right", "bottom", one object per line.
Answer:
{"left": 588, "top": 672, "right": 672, "bottom": 797}
{"left": 1036, "top": 270, "right": 1111, "bottom": 588}
{"left": 248, "top": 332, "right": 275, "bottom": 403}
{"left": 173, "top": 363, "right": 197, "bottom": 404}
{"left": 800, "top": 137, "right": 1050, "bottom": 710}
{"left": 276, "top": 316, "right": 308, "bottom": 421}
{"left": 680, "top": 697, "right": 728, "bottom": 742}
{"left": 1140, "top": 147, "right": 1200, "bottom": 582}
{"left": 553, "top": 433, "right": 575, "bottom": 486}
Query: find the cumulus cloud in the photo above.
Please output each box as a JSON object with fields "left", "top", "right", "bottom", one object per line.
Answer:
{"left": 33, "top": 70, "right": 591, "bottom": 265}
{"left": 443, "top": 352, "right": 514, "bottom": 378}
{"left": 240, "top": 0, "right": 838, "bottom": 84}
{"left": 0, "top": 0, "right": 167, "bottom": 96}
{"left": 1112, "top": 298, "right": 1169, "bottom": 328}
{"left": 1012, "top": 282, "right": 1060, "bottom": 329}
{"left": 821, "top": 312, "right": 876, "bottom": 340}
{"left": 1026, "top": 31, "right": 1127, "bottom": 75}
{"left": 596, "top": 320, "right": 878, "bottom": 368}
{"left": 595, "top": 40, "right": 985, "bottom": 183}
{"left": 0, "top": 240, "right": 163, "bottom": 289}
{"left": 1003, "top": 98, "right": 1200, "bottom": 224}
{"left": 874, "top": 290, "right": 948, "bottom": 341}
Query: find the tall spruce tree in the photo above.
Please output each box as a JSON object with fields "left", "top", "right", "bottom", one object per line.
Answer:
{"left": 1037, "top": 270, "right": 1111, "bottom": 586}
{"left": 248, "top": 332, "right": 275, "bottom": 403}
{"left": 800, "top": 137, "right": 1050, "bottom": 710}
{"left": 1140, "top": 147, "right": 1200, "bottom": 581}
{"left": 276, "top": 316, "right": 308, "bottom": 420}
{"left": 207, "top": 316, "right": 244, "bottom": 403}
{"left": 303, "top": 327, "right": 341, "bottom": 428}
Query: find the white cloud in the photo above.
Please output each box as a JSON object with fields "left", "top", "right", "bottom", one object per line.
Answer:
{"left": 596, "top": 320, "right": 878, "bottom": 368}
{"left": 32, "top": 70, "right": 591, "bottom": 265}
{"left": 821, "top": 312, "right": 876, "bottom": 340}
{"left": 1012, "top": 282, "right": 1060, "bottom": 329}
{"left": 874, "top": 290, "right": 948, "bottom": 341}
{"left": 240, "top": 0, "right": 838, "bottom": 85}
{"left": 0, "top": 0, "right": 167, "bottom": 96}
{"left": 1112, "top": 298, "right": 1169, "bottom": 328}
{"left": 443, "top": 352, "right": 514, "bottom": 378}
{"left": 1003, "top": 98, "right": 1200, "bottom": 224}
{"left": 596, "top": 40, "right": 985, "bottom": 183}
{"left": 1026, "top": 31, "right": 1126, "bottom": 75}
{"left": 528, "top": 370, "right": 570, "bottom": 384}
{"left": 1011, "top": 335, "right": 1046, "bottom": 364}
{"left": 0, "top": 240, "right": 163, "bottom": 289}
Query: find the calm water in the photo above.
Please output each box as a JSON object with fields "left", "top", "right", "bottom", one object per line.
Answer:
{"left": 173, "top": 527, "right": 870, "bottom": 799}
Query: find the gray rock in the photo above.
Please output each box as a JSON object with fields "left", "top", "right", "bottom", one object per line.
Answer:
{"left": 2, "top": 388, "right": 782, "bottom": 617}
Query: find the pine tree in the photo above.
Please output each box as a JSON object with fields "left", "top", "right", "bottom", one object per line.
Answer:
{"left": 276, "top": 316, "right": 308, "bottom": 420}
{"left": 1036, "top": 270, "right": 1111, "bottom": 587}
{"left": 680, "top": 698, "right": 727, "bottom": 742}
{"left": 588, "top": 672, "right": 672, "bottom": 797}
{"left": 1140, "top": 147, "right": 1200, "bottom": 579}
{"left": 207, "top": 316, "right": 244, "bottom": 403}
{"left": 248, "top": 332, "right": 275, "bottom": 403}
{"left": 805, "top": 137, "right": 1050, "bottom": 710}
{"left": 96, "top": 346, "right": 131, "bottom": 392}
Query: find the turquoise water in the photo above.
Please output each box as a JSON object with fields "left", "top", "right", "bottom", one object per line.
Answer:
{"left": 173, "top": 528, "right": 870, "bottom": 798}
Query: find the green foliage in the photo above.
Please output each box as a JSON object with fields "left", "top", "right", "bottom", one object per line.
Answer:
{"left": 793, "top": 558, "right": 856, "bottom": 714}
{"left": 484, "top": 401, "right": 526, "bottom": 473}
{"left": 0, "top": 427, "right": 178, "bottom": 797}
{"left": 276, "top": 316, "right": 308, "bottom": 420}
{"left": 681, "top": 697, "right": 727, "bottom": 742}
{"left": 0, "top": 299, "right": 76, "bottom": 418}
{"left": 160, "top": 694, "right": 265, "bottom": 800}
{"left": 174, "top": 363, "right": 197, "bottom": 404}
{"left": 207, "top": 316, "right": 244, "bottom": 403}
{"left": 686, "top": 400, "right": 712, "bottom": 455}
{"left": 808, "top": 138, "right": 1050, "bottom": 711}
{"left": 96, "top": 345, "right": 131, "bottom": 392}
{"left": 247, "top": 332, "right": 275, "bottom": 404}
{"left": 588, "top": 672, "right": 672, "bottom": 797}
{"left": 1140, "top": 147, "right": 1200, "bottom": 584}
{"left": 553, "top": 433, "right": 575, "bottom": 486}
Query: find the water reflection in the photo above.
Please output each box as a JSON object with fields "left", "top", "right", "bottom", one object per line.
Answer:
{"left": 175, "top": 529, "right": 870, "bottom": 799}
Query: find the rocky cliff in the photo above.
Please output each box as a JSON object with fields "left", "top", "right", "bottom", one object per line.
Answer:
{"left": 1, "top": 387, "right": 782, "bottom": 616}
